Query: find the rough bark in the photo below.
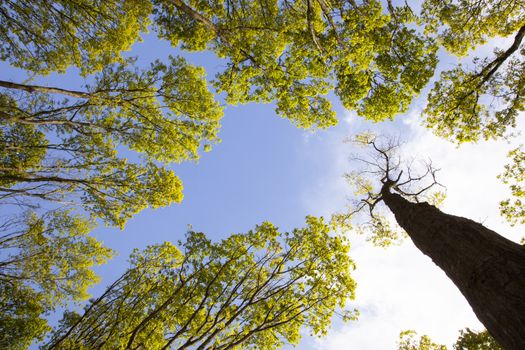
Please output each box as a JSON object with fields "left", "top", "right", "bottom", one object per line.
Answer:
{"left": 381, "top": 185, "right": 525, "bottom": 350}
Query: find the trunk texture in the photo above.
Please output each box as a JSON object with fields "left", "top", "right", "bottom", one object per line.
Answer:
{"left": 381, "top": 186, "right": 525, "bottom": 350}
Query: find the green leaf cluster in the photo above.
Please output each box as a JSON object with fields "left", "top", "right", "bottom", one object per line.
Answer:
{"left": 424, "top": 54, "right": 525, "bottom": 144}
{"left": 454, "top": 328, "right": 502, "bottom": 350}
{"left": 421, "top": 0, "right": 524, "bottom": 55}
{"left": 398, "top": 330, "right": 447, "bottom": 350}
{"left": 498, "top": 146, "right": 525, "bottom": 225}
{"left": 421, "top": 1, "right": 525, "bottom": 144}
{"left": 0, "top": 0, "right": 152, "bottom": 75}
{"left": 0, "top": 210, "right": 113, "bottom": 349}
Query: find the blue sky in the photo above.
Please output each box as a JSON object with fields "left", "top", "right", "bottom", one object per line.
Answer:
{"left": 3, "top": 12, "right": 524, "bottom": 350}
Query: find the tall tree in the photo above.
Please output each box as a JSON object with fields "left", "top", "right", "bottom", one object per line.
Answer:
{"left": 334, "top": 135, "right": 525, "bottom": 350}
{"left": 1, "top": 32, "right": 222, "bottom": 347}
{"left": 0, "top": 2, "right": 438, "bottom": 339}
{"left": 44, "top": 217, "right": 356, "bottom": 350}
{"left": 1, "top": 1, "right": 523, "bottom": 348}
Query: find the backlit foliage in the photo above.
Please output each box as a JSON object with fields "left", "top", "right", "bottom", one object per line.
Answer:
{"left": 422, "top": 1, "right": 525, "bottom": 144}
{"left": 0, "top": 210, "right": 112, "bottom": 349}
{"left": 454, "top": 328, "right": 502, "bottom": 350}
{"left": 499, "top": 146, "right": 525, "bottom": 225}
{"left": 1, "top": 56, "right": 222, "bottom": 227}
{"left": 421, "top": 0, "right": 524, "bottom": 55}
{"left": 398, "top": 330, "right": 447, "bottom": 350}
{"left": 1, "top": 0, "right": 524, "bottom": 348}
{"left": 0, "top": 0, "right": 152, "bottom": 75}
{"left": 45, "top": 217, "right": 356, "bottom": 349}
{"left": 153, "top": 0, "right": 437, "bottom": 127}
{"left": 397, "top": 328, "right": 502, "bottom": 350}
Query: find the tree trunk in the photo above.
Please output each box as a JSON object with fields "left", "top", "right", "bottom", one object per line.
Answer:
{"left": 381, "top": 185, "right": 525, "bottom": 350}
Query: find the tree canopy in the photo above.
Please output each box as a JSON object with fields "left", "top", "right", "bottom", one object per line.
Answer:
{"left": 2, "top": 0, "right": 523, "bottom": 225}
{"left": 424, "top": 23, "right": 525, "bottom": 143}
{"left": 45, "top": 217, "right": 356, "bottom": 350}
{"left": 1, "top": 0, "right": 525, "bottom": 348}
{"left": 2, "top": 0, "right": 522, "bottom": 139}
{"left": 0, "top": 0, "right": 151, "bottom": 75}
{"left": 152, "top": 0, "right": 437, "bottom": 126}
{"left": 1, "top": 55, "right": 222, "bottom": 227}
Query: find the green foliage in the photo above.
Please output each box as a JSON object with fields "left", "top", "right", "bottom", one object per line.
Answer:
{"left": 0, "top": 0, "right": 152, "bottom": 75}
{"left": 421, "top": 1, "right": 525, "bottom": 144}
{"left": 454, "top": 328, "right": 502, "bottom": 350}
{"left": 0, "top": 210, "right": 112, "bottom": 349}
{"left": 45, "top": 217, "right": 357, "bottom": 349}
{"left": 398, "top": 330, "right": 447, "bottom": 350}
{"left": 1, "top": 56, "right": 222, "bottom": 228}
{"left": 1, "top": 1, "right": 524, "bottom": 348}
{"left": 0, "top": 103, "right": 48, "bottom": 189}
{"left": 0, "top": 5, "right": 222, "bottom": 346}
{"left": 0, "top": 283, "right": 49, "bottom": 350}
{"left": 397, "top": 329, "right": 501, "bottom": 350}
{"left": 153, "top": 0, "right": 437, "bottom": 127}
{"left": 421, "top": 0, "right": 524, "bottom": 55}
{"left": 424, "top": 52, "right": 525, "bottom": 144}
{"left": 498, "top": 146, "right": 525, "bottom": 226}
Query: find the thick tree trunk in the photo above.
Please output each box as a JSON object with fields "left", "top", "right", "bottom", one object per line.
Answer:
{"left": 381, "top": 185, "right": 525, "bottom": 350}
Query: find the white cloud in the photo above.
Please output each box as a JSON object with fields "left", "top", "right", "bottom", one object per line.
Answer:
{"left": 315, "top": 238, "right": 483, "bottom": 350}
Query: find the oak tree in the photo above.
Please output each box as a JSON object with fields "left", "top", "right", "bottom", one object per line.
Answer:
{"left": 334, "top": 134, "right": 525, "bottom": 350}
